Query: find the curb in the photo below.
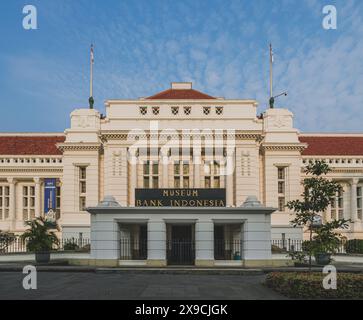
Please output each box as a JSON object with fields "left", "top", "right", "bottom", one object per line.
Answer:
{"left": 0, "top": 265, "right": 362, "bottom": 274}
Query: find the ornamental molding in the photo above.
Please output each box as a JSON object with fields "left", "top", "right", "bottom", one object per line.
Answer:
{"left": 331, "top": 168, "right": 363, "bottom": 174}
{"left": 57, "top": 143, "right": 103, "bottom": 152}
{"left": 261, "top": 143, "right": 307, "bottom": 152}
{"left": 0, "top": 167, "right": 63, "bottom": 173}
{"left": 101, "top": 131, "right": 263, "bottom": 142}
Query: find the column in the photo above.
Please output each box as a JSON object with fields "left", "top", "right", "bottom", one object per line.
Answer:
{"left": 7, "top": 178, "right": 16, "bottom": 228}
{"left": 129, "top": 153, "right": 137, "bottom": 206}
{"left": 162, "top": 154, "right": 169, "bottom": 188}
{"left": 195, "top": 220, "right": 214, "bottom": 266}
{"left": 226, "top": 150, "right": 234, "bottom": 206}
{"left": 193, "top": 147, "right": 201, "bottom": 188}
{"left": 147, "top": 220, "right": 166, "bottom": 266}
{"left": 34, "top": 177, "right": 41, "bottom": 217}
{"left": 351, "top": 178, "right": 359, "bottom": 222}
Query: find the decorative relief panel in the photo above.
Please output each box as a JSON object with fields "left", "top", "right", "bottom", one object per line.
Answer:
{"left": 112, "top": 151, "right": 122, "bottom": 176}
{"left": 241, "top": 151, "right": 251, "bottom": 177}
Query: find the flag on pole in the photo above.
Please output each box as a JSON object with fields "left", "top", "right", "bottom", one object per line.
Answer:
{"left": 270, "top": 43, "right": 274, "bottom": 63}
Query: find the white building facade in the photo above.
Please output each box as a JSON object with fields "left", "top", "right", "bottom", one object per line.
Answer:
{"left": 1, "top": 82, "right": 363, "bottom": 266}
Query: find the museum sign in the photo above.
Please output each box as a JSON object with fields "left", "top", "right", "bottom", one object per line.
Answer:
{"left": 135, "top": 188, "right": 226, "bottom": 207}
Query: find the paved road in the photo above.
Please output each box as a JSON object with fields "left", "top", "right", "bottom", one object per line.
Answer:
{"left": 0, "top": 272, "right": 286, "bottom": 300}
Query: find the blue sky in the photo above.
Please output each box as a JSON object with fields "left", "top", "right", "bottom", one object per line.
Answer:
{"left": 0, "top": 0, "right": 362, "bottom": 132}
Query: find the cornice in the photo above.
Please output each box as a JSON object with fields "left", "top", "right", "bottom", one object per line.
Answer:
{"left": 0, "top": 167, "right": 63, "bottom": 173}
{"left": 57, "top": 142, "right": 103, "bottom": 152}
{"left": 261, "top": 143, "right": 307, "bottom": 152}
{"left": 101, "top": 130, "right": 263, "bottom": 142}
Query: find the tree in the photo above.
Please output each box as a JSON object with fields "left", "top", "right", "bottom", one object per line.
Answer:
{"left": 286, "top": 161, "right": 350, "bottom": 269}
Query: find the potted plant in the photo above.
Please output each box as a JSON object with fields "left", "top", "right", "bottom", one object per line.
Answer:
{"left": 20, "top": 217, "right": 59, "bottom": 264}
{"left": 310, "top": 220, "right": 349, "bottom": 265}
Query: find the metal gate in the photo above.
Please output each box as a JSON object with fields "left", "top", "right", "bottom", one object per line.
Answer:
{"left": 167, "top": 240, "right": 195, "bottom": 265}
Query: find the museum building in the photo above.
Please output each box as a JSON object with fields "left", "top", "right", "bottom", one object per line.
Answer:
{"left": 0, "top": 82, "right": 363, "bottom": 266}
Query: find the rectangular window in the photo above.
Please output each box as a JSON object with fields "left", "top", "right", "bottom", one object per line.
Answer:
{"left": 79, "top": 167, "right": 87, "bottom": 211}
{"left": 23, "top": 185, "right": 35, "bottom": 220}
{"left": 205, "top": 176, "right": 211, "bottom": 188}
{"left": 174, "top": 177, "right": 180, "bottom": 188}
{"left": 277, "top": 167, "right": 287, "bottom": 212}
{"left": 204, "top": 160, "right": 221, "bottom": 189}
{"left": 214, "top": 176, "right": 220, "bottom": 188}
{"left": 143, "top": 160, "right": 159, "bottom": 188}
{"left": 357, "top": 186, "right": 362, "bottom": 220}
{"left": 56, "top": 184, "right": 61, "bottom": 220}
{"left": 174, "top": 160, "right": 190, "bottom": 188}
{"left": 278, "top": 197, "right": 285, "bottom": 212}
{"left": 0, "top": 186, "right": 10, "bottom": 220}
{"left": 331, "top": 190, "right": 344, "bottom": 220}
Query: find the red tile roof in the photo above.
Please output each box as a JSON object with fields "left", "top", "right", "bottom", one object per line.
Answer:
{"left": 0, "top": 136, "right": 65, "bottom": 155}
{"left": 299, "top": 136, "right": 363, "bottom": 156}
{"left": 146, "top": 88, "right": 216, "bottom": 100}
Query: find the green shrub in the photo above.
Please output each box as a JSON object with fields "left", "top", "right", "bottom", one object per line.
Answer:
{"left": 265, "top": 272, "right": 363, "bottom": 299}
{"left": 63, "top": 240, "right": 79, "bottom": 251}
{"left": 271, "top": 245, "right": 285, "bottom": 253}
{"left": 345, "top": 239, "right": 363, "bottom": 254}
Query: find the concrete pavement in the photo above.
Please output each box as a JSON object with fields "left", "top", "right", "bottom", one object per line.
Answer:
{"left": 0, "top": 271, "right": 287, "bottom": 300}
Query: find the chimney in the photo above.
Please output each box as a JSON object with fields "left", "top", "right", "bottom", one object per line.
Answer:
{"left": 171, "top": 82, "right": 192, "bottom": 90}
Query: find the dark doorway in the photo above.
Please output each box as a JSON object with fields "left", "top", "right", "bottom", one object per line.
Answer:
{"left": 167, "top": 225, "right": 195, "bottom": 265}
{"left": 214, "top": 225, "right": 226, "bottom": 260}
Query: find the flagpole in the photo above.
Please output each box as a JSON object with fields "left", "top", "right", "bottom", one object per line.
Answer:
{"left": 89, "top": 44, "right": 94, "bottom": 109}
{"left": 269, "top": 43, "right": 273, "bottom": 99}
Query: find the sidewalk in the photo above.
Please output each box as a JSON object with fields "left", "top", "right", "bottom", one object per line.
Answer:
{"left": 0, "top": 263, "right": 362, "bottom": 274}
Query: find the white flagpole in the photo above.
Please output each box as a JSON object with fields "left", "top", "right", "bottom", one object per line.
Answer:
{"left": 90, "top": 44, "right": 94, "bottom": 98}
{"left": 269, "top": 43, "right": 273, "bottom": 99}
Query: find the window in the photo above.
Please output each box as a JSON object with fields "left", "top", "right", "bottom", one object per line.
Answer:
{"left": 171, "top": 106, "right": 179, "bottom": 115}
{"left": 331, "top": 190, "right": 344, "bottom": 219}
{"left": 79, "top": 167, "right": 87, "bottom": 211}
{"left": 215, "top": 106, "right": 223, "bottom": 115}
{"left": 143, "top": 160, "right": 159, "bottom": 188}
{"left": 139, "top": 106, "right": 147, "bottom": 115}
{"left": 277, "top": 167, "right": 286, "bottom": 212}
{"left": 23, "top": 185, "right": 35, "bottom": 220}
{"left": 357, "top": 186, "right": 362, "bottom": 220}
{"left": 204, "top": 160, "right": 221, "bottom": 188}
{"left": 0, "top": 186, "right": 10, "bottom": 220}
{"left": 184, "top": 106, "right": 191, "bottom": 115}
{"left": 152, "top": 106, "right": 160, "bottom": 115}
{"left": 56, "top": 183, "right": 61, "bottom": 220}
{"left": 174, "top": 160, "right": 190, "bottom": 188}
{"left": 203, "top": 106, "right": 211, "bottom": 115}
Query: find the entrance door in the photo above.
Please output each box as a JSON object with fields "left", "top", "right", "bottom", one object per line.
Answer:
{"left": 167, "top": 225, "right": 195, "bottom": 265}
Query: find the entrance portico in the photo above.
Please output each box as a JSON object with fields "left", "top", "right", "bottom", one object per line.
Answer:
{"left": 86, "top": 196, "right": 282, "bottom": 268}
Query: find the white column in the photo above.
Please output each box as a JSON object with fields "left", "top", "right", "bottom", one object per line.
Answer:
{"left": 34, "top": 177, "right": 41, "bottom": 217}
{"left": 7, "top": 178, "right": 16, "bottom": 228}
{"left": 226, "top": 150, "right": 234, "bottom": 206}
{"left": 129, "top": 154, "right": 137, "bottom": 206}
{"left": 195, "top": 220, "right": 214, "bottom": 266}
{"left": 162, "top": 154, "right": 169, "bottom": 188}
{"left": 147, "top": 220, "right": 166, "bottom": 266}
{"left": 193, "top": 147, "right": 201, "bottom": 188}
{"left": 351, "top": 178, "right": 359, "bottom": 222}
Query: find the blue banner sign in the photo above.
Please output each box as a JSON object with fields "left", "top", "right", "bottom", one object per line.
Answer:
{"left": 44, "top": 178, "right": 56, "bottom": 214}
